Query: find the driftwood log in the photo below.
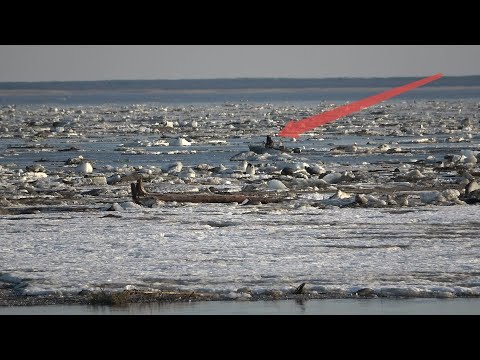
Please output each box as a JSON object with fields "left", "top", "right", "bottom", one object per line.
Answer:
{"left": 131, "top": 178, "right": 291, "bottom": 206}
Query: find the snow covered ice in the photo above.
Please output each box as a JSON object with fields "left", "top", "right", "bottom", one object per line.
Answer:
{"left": 1, "top": 80, "right": 480, "bottom": 300}
{"left": 2, "top": 204, "right": 480, "bottom": 299}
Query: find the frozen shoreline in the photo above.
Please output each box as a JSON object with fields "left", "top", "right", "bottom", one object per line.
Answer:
{"left": 2, "top": 283, "right": 480, "bottom": 308}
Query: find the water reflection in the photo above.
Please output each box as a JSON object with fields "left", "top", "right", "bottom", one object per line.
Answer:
{"left": 295, "top": 298, "right": 306, "bottom": 313}
{"left": 0, "top": 298, "right": 469, "bottom": 315}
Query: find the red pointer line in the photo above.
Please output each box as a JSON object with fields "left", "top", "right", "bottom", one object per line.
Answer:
{"left": 278, "top": 73, "right": 443, "bottom": 138}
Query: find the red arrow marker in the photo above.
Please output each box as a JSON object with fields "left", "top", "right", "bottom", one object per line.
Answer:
{"left": 278, "top": 73, "right": 443, "bottom": 138}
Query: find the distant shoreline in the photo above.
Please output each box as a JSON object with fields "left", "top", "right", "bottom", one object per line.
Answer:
{"left": 2, "top": 86, "right": 480, "bottom": 97}
{"left": 1, "top": 75, "right": 479, "bottom": 90}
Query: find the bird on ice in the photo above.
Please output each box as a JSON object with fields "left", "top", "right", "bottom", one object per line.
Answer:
{"left": 246, "top": 163, "right": 256, "bottom": 176}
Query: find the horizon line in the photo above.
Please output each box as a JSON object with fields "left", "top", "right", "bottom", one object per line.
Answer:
{"left": 2, "top": 74, "right": 480, "bottom": 84}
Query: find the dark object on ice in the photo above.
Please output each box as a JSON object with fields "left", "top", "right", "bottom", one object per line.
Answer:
{"left": 305, "top": 166, "right": 318, "bottom": 175}
{"left": 465, "top": 179, "right": 480, "bottom": 195}
{"left": 294, "top": 283, "right": 306, "bottom": 294}
{"left": 248, "top": 135, "right": 303, "bottom": 154}
{"left": 281, "top": 167, "right": 295, "bottom": 176}
{"left": 248, "top": 143, "right": 288, "bottom": 154}
{"left": 355, "top": 288, "right": 376, "bottom": 297}
{"left": 58, "top": 146, "right": 80, "bottom": 152}
{"left": 265, "top": 135, "right": 274, "bottom": 148}
{"left": 460, "top": 179, "right": 480, "bottom": 204}
{"left": 26, "top": 164, "right": 45, "bottom": 172}
{"left": 131, "top": 178, "right": 290, "bottom": 206}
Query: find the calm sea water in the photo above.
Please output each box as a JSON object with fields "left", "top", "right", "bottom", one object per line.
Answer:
{"left": 1, "top": 76, "right": 480, "bottom": 105}
{"left": 3, "top": 298, "right": 480, "bottom": 315}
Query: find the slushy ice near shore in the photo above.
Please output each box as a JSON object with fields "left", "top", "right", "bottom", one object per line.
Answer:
{"left": 1, "top": 100, "right": 480, "bottom": 300}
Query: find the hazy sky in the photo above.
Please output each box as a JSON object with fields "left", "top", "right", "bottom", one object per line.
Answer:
{"left": 0, "top": 45, "right": 479, "bottom": 82}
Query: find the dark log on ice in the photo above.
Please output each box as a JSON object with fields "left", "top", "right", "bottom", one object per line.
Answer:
{"left": 131, "top": 178, "right": 291, "bottom": 205}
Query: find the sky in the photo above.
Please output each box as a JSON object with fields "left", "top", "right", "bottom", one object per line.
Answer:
{"left": 0, "top": 45, "right": 479, "bottom": 82}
